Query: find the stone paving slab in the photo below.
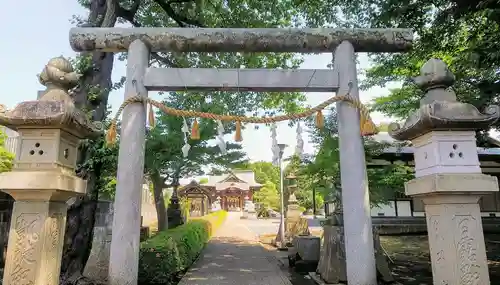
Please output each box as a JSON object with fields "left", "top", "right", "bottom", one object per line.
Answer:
{"left": 178, "top": 213, "right": 292, "bottom": 285}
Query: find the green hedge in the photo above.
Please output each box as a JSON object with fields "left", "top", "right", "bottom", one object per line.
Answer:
{"left": 138, "top": 210, "right": 227, "bottom": 284}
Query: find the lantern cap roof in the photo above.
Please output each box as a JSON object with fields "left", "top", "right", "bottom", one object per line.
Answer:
{"left": 389, "top": 58, "right": 499, "bottom": 141}
{"left": 0, "top": 56, "right": 102, "bottom": 138}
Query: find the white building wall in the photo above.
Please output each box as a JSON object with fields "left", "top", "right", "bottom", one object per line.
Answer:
{"left": 369, "top": 200, "right": 412, "bottom": 217}
{"left": 396, "top": 201, "right": 412, "bottom": 216}
{"left": 370, "top": 201, "right": 396, "bottom": 216}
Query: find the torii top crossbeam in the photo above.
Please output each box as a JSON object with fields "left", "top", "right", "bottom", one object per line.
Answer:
{"left": 69, "top": 27, "right": 413, "bottom": 53}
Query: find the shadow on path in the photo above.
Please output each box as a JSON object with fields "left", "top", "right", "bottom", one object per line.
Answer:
{"left": 178, "top": 212, "right": 316, "bottom": 285}
{"left": 178, "top": 237, "right": 293, "bottom": 285}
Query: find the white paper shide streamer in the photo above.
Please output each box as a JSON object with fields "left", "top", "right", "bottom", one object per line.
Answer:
{"left": 181, "top": 117, "right": 191, "bottom": 158}
{"left": 271, "top": 123, "right": 280, "bottom": 166}
{"left": 216, "top": 120, "right": 227, "bottom": 155}
{"left": 295, "top": 122, "right": 304, "bottom": 158}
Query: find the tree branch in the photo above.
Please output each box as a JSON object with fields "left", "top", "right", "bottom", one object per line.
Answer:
{"left": 153, "top": 0, "right": 206, "bottom": 27}
{"left": 115, "top": 0, "right": 205, "bottom": 68}
{"left": 115, "top": 3, "right": 183, "bottom": 68}
{"left": 440, "top": 0, "right": 500, "bottom": 25}
{"left": 151, "top": 53, "right": 180, "bottom": 68}
{"left": 116, "top": 0, "right": 142, "bottom": 26}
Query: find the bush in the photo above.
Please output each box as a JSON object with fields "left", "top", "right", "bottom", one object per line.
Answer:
{"left": 138, "top": 210, "right": 227, "bottom": 284}
{"left": 257, "top": 207, "right": 270, "bottom": 218}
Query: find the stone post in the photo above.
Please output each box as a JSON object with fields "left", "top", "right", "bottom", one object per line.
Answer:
{"left": 0, "top": 57, "right": 100, "bottom": 285}
{"left": 84, "top": 200, "right": 113, "bottom": 280}
{"left": 389, "top": 58, "right": 500, "bottom": 284}
{"left": 109, "top": 39, "right": 149, "bottom": 285}
{"left": 333, "top": 41, "right": 377, "bottom": 284}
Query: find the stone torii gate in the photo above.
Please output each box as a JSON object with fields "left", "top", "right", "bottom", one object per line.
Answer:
{"left": 69, "top": 27, "right": 413, "bottom": 285}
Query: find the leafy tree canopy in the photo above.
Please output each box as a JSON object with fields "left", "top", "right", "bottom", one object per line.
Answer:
{"left": 238, "top": 161, "right": 281, "bottom": 210}
{"left": 253, "top": 181, "right": 281, "bottom": 210}
{"left": 303, "top": 108, "right": 414, "bottom": 206}
{"left": 326, "top": 0, "right": 500, "bottom": 133}
{"left": 145, "top": 109, "right": 248, "bottom": 187}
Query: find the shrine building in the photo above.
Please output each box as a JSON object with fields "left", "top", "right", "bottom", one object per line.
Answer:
{"left": 369, "top": 132, "right": 500, "bottom": 218}
{"left": 178, "top": 170, "right": 262, "bottom": 215}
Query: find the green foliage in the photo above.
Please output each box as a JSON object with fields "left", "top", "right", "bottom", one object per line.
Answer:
{"left": 145, "top": 109, "right": 248, "bottom": 186}
{"left": 122, "top": 0, "right": 321, "bottom": 185}
{"left": 78, "top": 136, "right": 120, "bottom": 199}
{"left": 163, "top": 191, "right": 172, "bottom": 206}
{"left": 238, "top": 162, "right": 281, "bottom": 210}
{"left": 67, "top": 54, "right": 122, "bottom": 199}
{"left": 253, "top": 181, "right": 280, "bottom": 210}
{"left": 303, "top": 108, "right": 413, "bottom": 206}
{"left": 243, "top": 161, "right": 280, "bottom": 186}
{"left": 329, "top": 0, "right": 500, "bottom": 133}
{"left": 283, "top": 155, "right": 307, "bottom": 208}
{"left": 198, "top": 177, "right": 209, "bottom": 184}
{"left": 0, "top": 129, "right": 13, "bottom": 173}
{"left": 298, "top": 206, "right": 307, "bottom": 214}
{"left": 240, "top": 159, "right": 323, "bottom": 212}
{"left": 130, "top": 0, "right": 311, "bottom": 118}
{"left": 138, "top": 210, "right": 227, "bottom": 284}
{"left": 77, "top": 0, "right": 356, "bottom": 200}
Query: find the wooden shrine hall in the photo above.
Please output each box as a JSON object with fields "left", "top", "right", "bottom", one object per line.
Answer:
{"left": 178, "top": 170, "right": 262, "bottom": 215}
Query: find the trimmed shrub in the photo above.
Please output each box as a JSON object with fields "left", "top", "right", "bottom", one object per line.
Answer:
{"left": 138, "top": 210, "right": 227, "bottom": 284}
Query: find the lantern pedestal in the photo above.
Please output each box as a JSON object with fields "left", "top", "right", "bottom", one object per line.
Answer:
{"left": 406, "top": 173, "right": 497, "bottom": 284}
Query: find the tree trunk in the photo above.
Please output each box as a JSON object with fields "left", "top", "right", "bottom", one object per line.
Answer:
{"left": 59, "top": 0, "right": 117, "bottom": 284}
{"left": 59, "top": 159, "right": 101, "bottom": 285}
{"left": 151, "top": 172, "right": 169, "bottom": 231}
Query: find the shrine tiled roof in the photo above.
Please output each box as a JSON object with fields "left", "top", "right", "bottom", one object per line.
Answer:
{"left": 373, "top": 132, "right": 500, "bottom": 157}
{"left": 204, "top": 170, "right": 262, "bottom": 191}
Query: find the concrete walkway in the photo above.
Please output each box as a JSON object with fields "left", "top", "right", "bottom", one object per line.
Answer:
{"left": 178, "top": 212, "right": 292, "bottom": 285}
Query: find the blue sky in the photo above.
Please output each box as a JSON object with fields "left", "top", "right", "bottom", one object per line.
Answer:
{"left": 1, "top": 1, "right": 399, "bottom": 162}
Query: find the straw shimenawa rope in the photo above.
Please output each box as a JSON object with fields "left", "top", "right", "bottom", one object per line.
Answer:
{"left": 105, "top": 93, "right": 378, "bottom": 146}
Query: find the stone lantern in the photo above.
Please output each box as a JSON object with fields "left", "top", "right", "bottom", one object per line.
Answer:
{"left": 389, "top": 58, "right": 500, "bottom": 284}
{"left": 286, "top": 173, "right": 300, "bottom": 217}
{"left": 277, "top": 172, "right": 309, "bottom": 247}
{"left": 0, "top": 57, "right": 100, "bottom": 285}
